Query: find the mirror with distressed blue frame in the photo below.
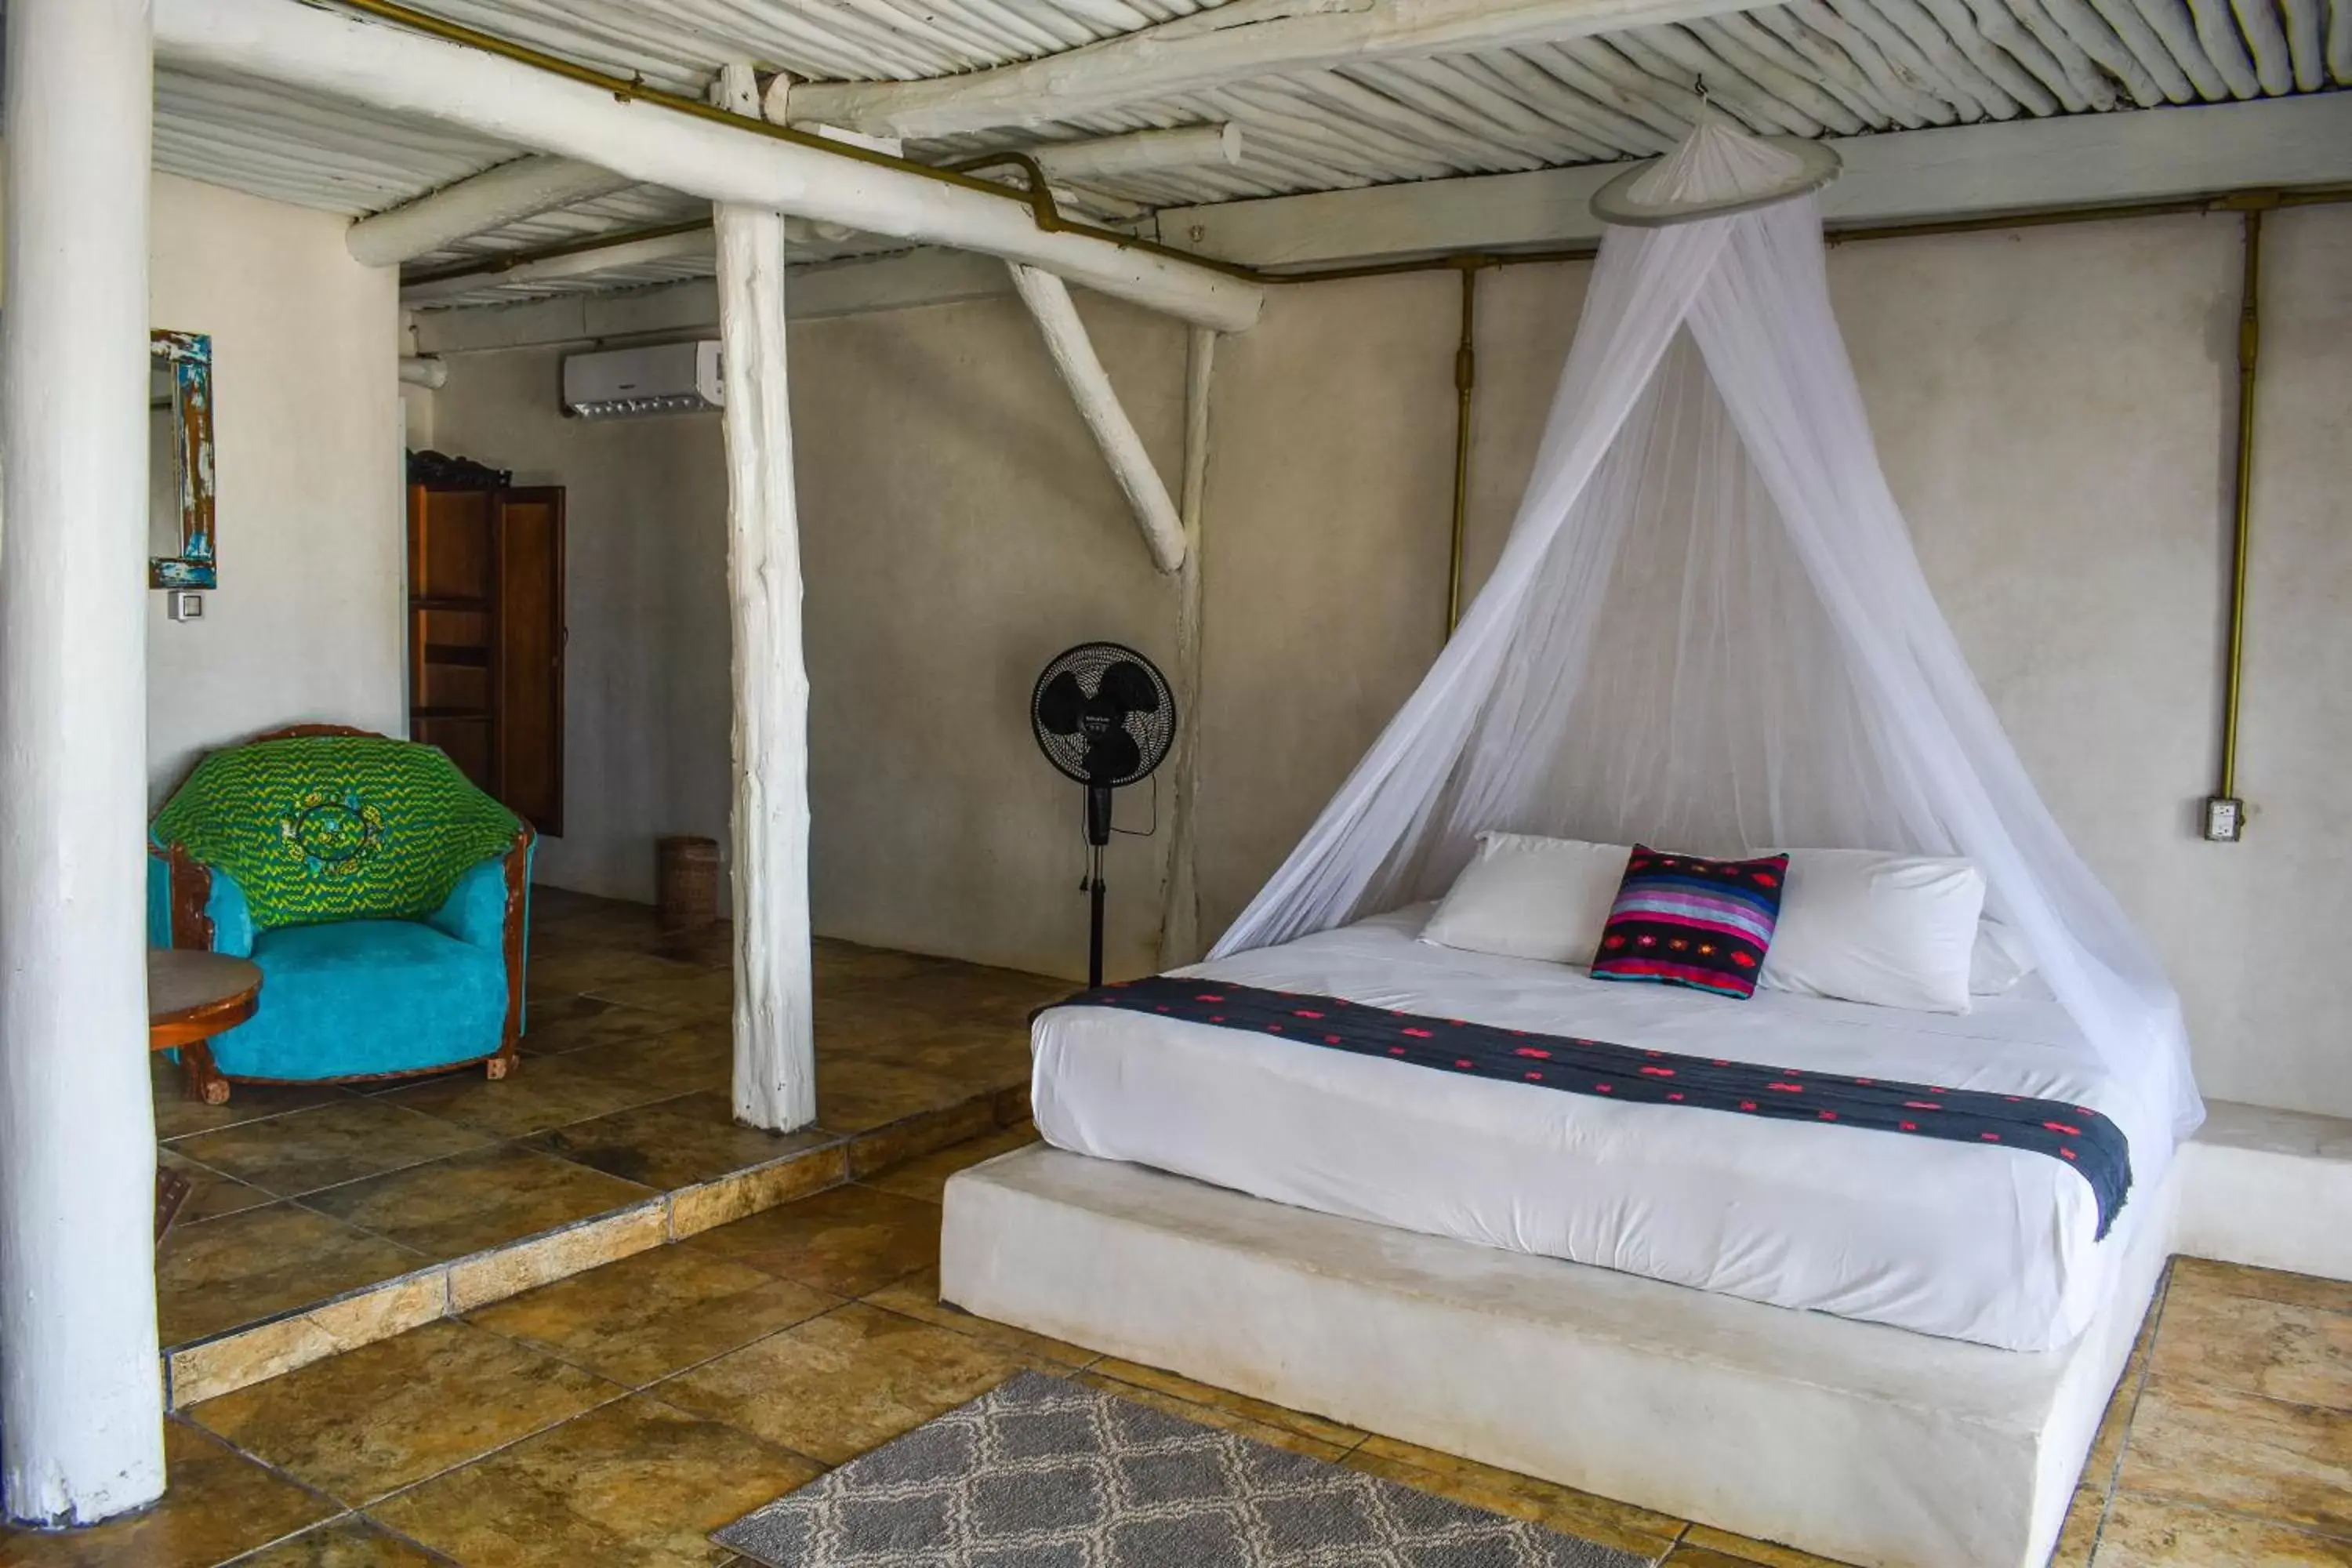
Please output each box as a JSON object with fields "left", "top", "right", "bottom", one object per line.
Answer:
{"left": 150, "top": 328, "right": 216, "bottom": 590}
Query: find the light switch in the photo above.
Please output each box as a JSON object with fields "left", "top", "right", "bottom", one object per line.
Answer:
{"left": 166, "top": 590, "right": 204, "bottom": 622}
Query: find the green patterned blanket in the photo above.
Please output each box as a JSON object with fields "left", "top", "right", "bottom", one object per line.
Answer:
{"left": 152, "top": 735, "right": 521, "bottom": 931}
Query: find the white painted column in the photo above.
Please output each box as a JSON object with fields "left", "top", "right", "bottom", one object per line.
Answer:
{"left": 0, "top": 0, "right": 169, "bottom": 1527}
{"left": 713, "top": 65, "right": 817, "bottom": 1132}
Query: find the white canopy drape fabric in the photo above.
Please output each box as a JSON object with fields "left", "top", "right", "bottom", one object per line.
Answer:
{"left": 1210, "top": 123, "right": 2203, "bottom": 1139}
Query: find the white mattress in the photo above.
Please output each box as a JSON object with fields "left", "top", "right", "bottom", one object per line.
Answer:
{"left": 1032, "top": 908, "right": 2176, "bottom": 1352}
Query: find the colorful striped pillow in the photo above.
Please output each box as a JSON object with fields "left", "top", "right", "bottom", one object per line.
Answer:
{"left": 1591, "top": 845, "right": 1789, "bottom": 1000}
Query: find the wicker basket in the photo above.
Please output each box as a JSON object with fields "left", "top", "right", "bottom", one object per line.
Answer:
{"left": 655, "top": 835, "right": 720, "bottom": 933}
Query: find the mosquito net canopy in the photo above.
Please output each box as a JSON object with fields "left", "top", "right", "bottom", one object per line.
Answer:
{"left": 1211, "top": 118, "right": 2202, "bottom": 1139}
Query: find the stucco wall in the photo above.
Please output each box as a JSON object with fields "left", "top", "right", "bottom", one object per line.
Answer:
{"left": 433, "top": 205, "right": 2349, "bottom": 1116}
{"left": 147, "top": 175, "right": 405, "bottom": 793}
{"left": 427, "top": 292, "right": 1184, "bottom": 980}
{"left": 1190, "top": 273, "right": 1461, "bottom": 941}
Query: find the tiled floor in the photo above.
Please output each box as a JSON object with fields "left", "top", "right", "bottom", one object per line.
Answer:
{"left": 151, "top": 887, "right": 1065, "bottom": 1399}
{"left": 8, "top": 1118, "right": 2347, "bottom": 1566}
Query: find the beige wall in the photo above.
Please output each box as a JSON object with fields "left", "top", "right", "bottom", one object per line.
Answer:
{"left": 147, "top": 175, "right": 405, "bottom": 792}
{"left": 1192, "top": 273, "right": 1462, "bottom": 940}
{"left": 427, "top": 292, "right": 1185, "bottom": 980}
{"left": 433, "top": 205, "right": 2350, "bottom": 1116}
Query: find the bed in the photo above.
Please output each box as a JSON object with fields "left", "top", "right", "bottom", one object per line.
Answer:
{"left": 1032, "top": 906, "right": 2178, "bottom": 1353}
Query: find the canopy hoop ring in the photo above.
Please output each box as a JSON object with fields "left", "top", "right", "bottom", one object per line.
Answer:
{"left": 1590, "top": 136, "right": 1842, "bottom": 229}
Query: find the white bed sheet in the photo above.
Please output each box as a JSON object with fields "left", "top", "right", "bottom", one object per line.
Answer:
{"left": 1032, "top": 907, "right": 2176, "bottom": 1352}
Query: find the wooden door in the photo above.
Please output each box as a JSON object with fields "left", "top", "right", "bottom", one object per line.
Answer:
{"left": 495, "top": 488, "right": 565, "bottom": 837}
{"left": 408, "top": 485, "right": 499, "bottom": 793}
{"left": 406, "top": 484, "right": 565, "bottom": 836}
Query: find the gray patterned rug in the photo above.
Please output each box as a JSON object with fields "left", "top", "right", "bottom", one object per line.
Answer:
{"left": 714, "top": 1370, "right": 1654, "bottom": 1567}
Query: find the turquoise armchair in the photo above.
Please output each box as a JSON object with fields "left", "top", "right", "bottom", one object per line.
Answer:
{"left": 149, "top": 725, "right": 534, "bottom": 1100}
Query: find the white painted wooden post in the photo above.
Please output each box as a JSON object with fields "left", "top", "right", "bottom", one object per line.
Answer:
{"left": 713, "top": 64, "right": 817, "bottom": 1131}
{"left": 1160, "top": 327, "right": 1218, "bottom": 969}
{"left": 0, "top": 0, "right": 169, "bottom": 1527}
{"left": 1006, "top": 263, "right": 1188, "bottom": 575}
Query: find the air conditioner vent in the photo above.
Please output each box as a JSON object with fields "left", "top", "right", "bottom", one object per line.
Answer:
{"left": 561, "top": 341, "right": 723, "bottom": 419}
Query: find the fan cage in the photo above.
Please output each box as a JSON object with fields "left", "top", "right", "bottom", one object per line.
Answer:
{"left": 1030, "top": 641, "right": 1178, "bottom": 789}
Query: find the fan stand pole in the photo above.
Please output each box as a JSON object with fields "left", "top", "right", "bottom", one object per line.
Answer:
{"left": 1088, "top": 847, "right": 1106, "bottom": 990}
{"left": 1084, "top": 782, "right": 1113, "bottom": 989}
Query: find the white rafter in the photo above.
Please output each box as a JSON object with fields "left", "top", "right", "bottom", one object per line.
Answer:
{"left": 145, "top": 0, "right": 2343, "bottom": 321}
{"left": 347, "top": 153, "right": 634, "bottom": 266}
{"left": 1160, "top": 91, "right": 2352, "bottom": 267}
{"left": 1029, "top": 122, "right": 1246, "bottom": 182}
{"left": 398, "top": 225, "right": 717, "bottom": 304}
{"left": 154, "top": 0, "right": 1263, "bottom": 333}
{"left": 779, "top": 0, "right": 1791, "bottom": 139}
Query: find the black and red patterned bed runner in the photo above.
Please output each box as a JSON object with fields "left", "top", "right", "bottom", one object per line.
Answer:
{"left": 1055, "top": 976, "right": 2132, "bottom": 1238}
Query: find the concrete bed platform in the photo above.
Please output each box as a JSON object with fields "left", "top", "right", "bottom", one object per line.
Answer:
{"left": 942, "top": 1098, "right": 2350, "bottom": 1568}
{"left": 946, "top": 1145, "right": 2176, "bottom": 1568}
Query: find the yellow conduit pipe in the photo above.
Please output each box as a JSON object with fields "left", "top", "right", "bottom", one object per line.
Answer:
{"left": 2212, "top": 192, "right": 2276, "bottom": 831}
{"left": 1447, "top": 260, "right": 1482, "bottom": 637}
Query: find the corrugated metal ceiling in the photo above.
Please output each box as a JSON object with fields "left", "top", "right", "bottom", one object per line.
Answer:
{"left": 145, "top": 0, "right": 2347, "bottom": 310}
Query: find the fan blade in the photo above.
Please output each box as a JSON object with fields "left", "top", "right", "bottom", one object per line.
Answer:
{"left": 1097, "top": 659, "right": 1161, "bottom": 715}
{"left": 1037, "top": 670, "right": 1088, "bottom": 735}
{"left": 1083, "top": 728, "right": 1142, "bottom": 784}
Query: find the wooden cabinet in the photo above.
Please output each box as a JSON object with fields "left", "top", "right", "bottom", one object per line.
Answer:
{"left": 406, "top": 483, "right": 566, "bottom": 836}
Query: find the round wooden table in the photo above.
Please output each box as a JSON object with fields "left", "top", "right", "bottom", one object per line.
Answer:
{"left": 148, "top": 949, "right": 260, "bottom": 1105}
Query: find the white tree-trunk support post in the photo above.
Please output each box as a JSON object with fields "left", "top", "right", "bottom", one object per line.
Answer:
{"left": 1006, "top": 263, "right": 1188, "bottom": 575}
{"left": 713, "top": 64, "right": 818, "bottom": 1132}
{"left": 0, "top": 0, "right": 169, "bottom": 1527}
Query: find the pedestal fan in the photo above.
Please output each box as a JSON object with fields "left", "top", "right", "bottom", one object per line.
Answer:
{"left": 1030, "top": 642, "right": 1176, "bottom": 987}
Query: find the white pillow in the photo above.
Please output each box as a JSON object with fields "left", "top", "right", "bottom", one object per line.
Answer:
{"left": 1760, "top": 848, "right": 1986, "bottom": 1014}
{"left": 1420, "top": 833, "right": 1632, "bottom": 965}
{"left": 1969, "top": 916, "right": 2040, "bottom": 996}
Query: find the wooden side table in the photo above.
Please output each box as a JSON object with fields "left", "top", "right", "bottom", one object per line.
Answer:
{"left": 148, "top": 949, "right": 261, "bottom": 1105}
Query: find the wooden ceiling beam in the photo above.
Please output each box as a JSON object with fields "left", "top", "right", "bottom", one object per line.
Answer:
{"left": 1156, "top": 92, "right": 2352, "bottom": 269}
{"left": 347, "top": 154, "right": 633, "bottom": 267}
{"left": 157, "top": 0, "right": 1263, "bottom": 332}
{"left": 781, "top": 0, "right": 1785, "bottom": 140}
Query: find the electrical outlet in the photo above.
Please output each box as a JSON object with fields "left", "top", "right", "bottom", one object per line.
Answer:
{"left": 2203, "top": 796, "right": 2243, "bottom": 842}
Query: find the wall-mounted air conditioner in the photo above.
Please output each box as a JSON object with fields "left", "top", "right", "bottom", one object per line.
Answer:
{"left": 561, "top": 341, "right": 724, "bottom": 419}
